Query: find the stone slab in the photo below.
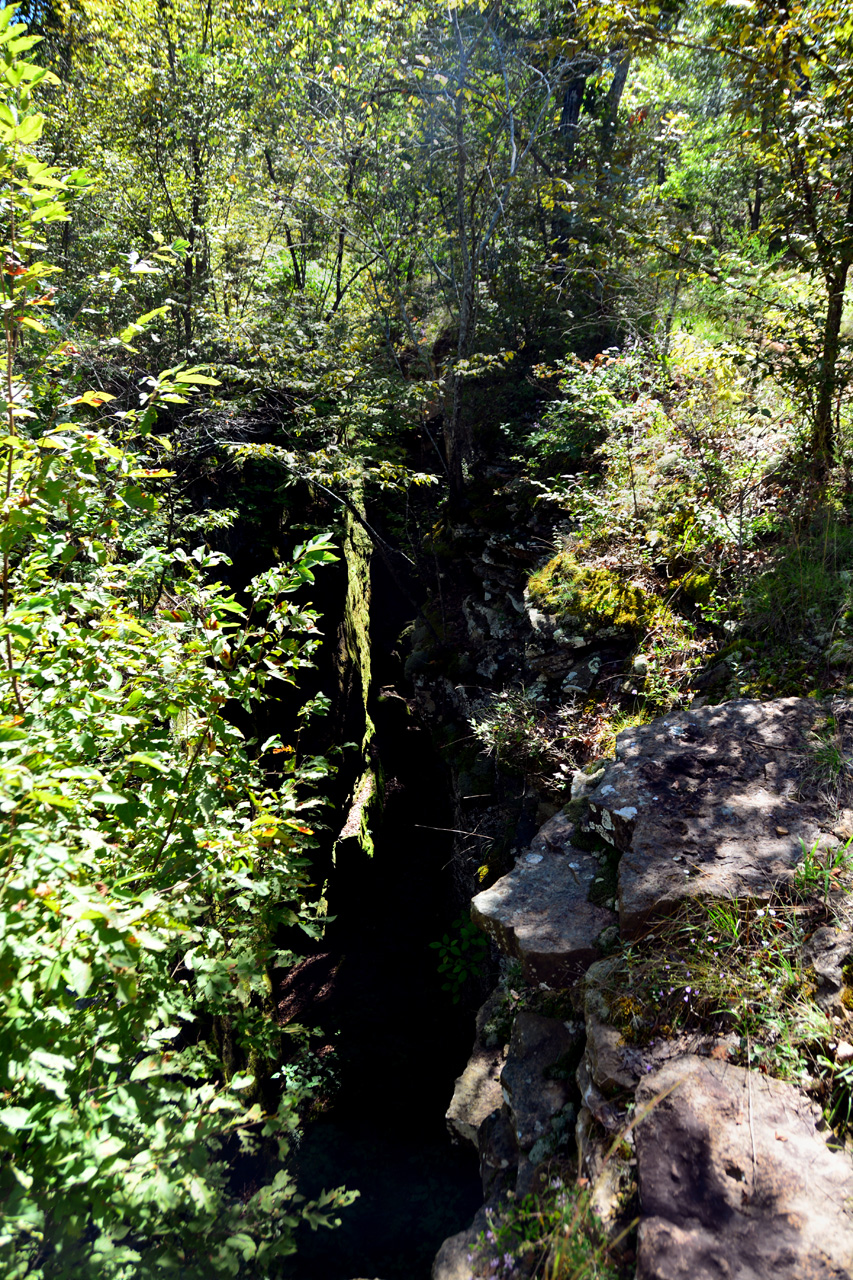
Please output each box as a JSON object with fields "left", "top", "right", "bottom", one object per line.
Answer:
{"left": 804, "top": 924, "right": 853, "bottom": 1014}
{"left": 500, "top": 1011, "right": 579, "bottom": 1151}
{"left": 635, "top": 1055, "right": 853, "bottom": 1280}
{"left": 586, "top": 698, "right": 845, "bottom": 935}
{"left": 471, "top": 831, "right": 616, "bottom": 986}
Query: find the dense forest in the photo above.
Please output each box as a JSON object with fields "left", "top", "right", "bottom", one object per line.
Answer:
{"left": 3, "top": 0, "right": 853, "bottom": 1275}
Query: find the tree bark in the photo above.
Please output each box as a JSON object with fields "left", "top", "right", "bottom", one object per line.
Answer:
{"left": 749, "top": 169, "right": 763, "bottom": 232}
{"left": 812, "top": 171, "right": 853, "bottom": 474}
{"left": 813, "top": 266, "right": 850, "bottom": 470}
{"left": 600, "top": 53, "right": 631, "bottom": 162}
{"left": 447, "top": 11, "right": 473, "bottom": 513}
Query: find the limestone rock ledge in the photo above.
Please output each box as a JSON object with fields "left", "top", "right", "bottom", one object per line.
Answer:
{"left": 433, "top": 698, "right": 853, "bottom": 1280}
{"left": 586, "top": 697, "right": 848, "bottom": 936}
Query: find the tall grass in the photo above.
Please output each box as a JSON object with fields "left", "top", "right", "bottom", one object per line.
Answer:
{"left": 744, "top": 518, "right": 853, "bottom": 639}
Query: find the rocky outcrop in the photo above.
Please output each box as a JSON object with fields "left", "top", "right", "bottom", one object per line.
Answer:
{"left": 501, "top": 1011, "right": 579, "bottom": 1154}
{"left": 635, "top": 1055, "right": 853, "bottom": 1280}
{"left": 432, "top": 697, "right": 853, "bottom": 1279}
{"left": 470, "top": 813, "right": 616, "bottom": 985}
{"left": 804, "top": 923, "right": 853, "bottom": 1014}
{"left": 477, "top": 1108, "right": 517, "bottom": 1200}
{"left": 582, "top": 958, "right": 642, "bottom": 1097}
{"left": 431, "top": 1202, "right": 494, "bottom": 1280}
{"left": 586, "top": 698, "right": 847, "bottom": 935}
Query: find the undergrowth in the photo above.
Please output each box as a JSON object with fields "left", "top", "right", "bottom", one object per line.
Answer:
{"left": 595, "top": 875, "right": 853, "bottom": 1132}
{"left": 469, "top": 1174, "right": 622, "bottom": 1279}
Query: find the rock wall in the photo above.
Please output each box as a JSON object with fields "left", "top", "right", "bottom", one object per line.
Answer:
{"left": 332, "top": 498, "right": 381, "bottom": 864}
{"left": 433, "top": 697, "right": 853, "bottom": 1280}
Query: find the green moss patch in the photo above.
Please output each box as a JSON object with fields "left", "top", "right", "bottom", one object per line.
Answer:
{"left": 681, "top": 570, "right": 715, "bottom": 604}
{"left": 527, "top": 551, "right": 675, "bottom": 635}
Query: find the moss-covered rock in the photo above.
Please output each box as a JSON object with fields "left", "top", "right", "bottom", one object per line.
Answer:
{"left": 681, "top": 570, "right": 715, "bottom": 605}
{"left": 527, "top": 551, "right": 675, "bottom": 636}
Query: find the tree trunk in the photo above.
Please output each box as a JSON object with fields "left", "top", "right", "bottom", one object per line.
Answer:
{"left": 559, "top": 75, "right": 586, "bottom": 167}
{"left": 749, "top": 169, "right": 763, "bottom": 232}
{"left": 600, "top": 53, "right": 631, "bottom": 162}
{"left": 813, "top": 265, "right": 850, "bottom": 471}
{"left": 812, "top": 171, "right": 853, "bottom": 474}
{"left": 447, "top": 19, "right": 473, "bottom": 514}
{"left": 283, "top": 223, "right": 304, "bottom": 290}
{"left": 184, "top": 137, "right": 206, "bottom": 350}
{"left": 184, "top": 220, "right": 195, "bottom": 349}
{"left": 448, "top": 274, "right": 475, "bottom": 512}
{"left": 749, "top": 104, "right": 768, "bottom": 233}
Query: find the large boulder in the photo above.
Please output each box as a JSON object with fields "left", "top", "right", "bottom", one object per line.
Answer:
{"left": 586, "top": 698, "right": 845, "bottom": 935}
{"left": 635, "top": 1055, "right": 853, "bottom": 1280}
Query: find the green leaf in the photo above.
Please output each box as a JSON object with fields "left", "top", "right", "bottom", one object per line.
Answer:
{"left": 173, "top": 371, "right": 221, "bottom": 385}
{"left": 0, "top": 1108, "right": 32, "bottom": 1131}
{"left": 125, "top": 752, "right": 169, "bottom": 773}
{"left": 18, "top": 314, "right": 47, "bottom": 333}
{"left": 67, "top": 957, "right": 93, "bottom": 997}
{"left": 91, "top": 790, "right": 129, "bottom": 806}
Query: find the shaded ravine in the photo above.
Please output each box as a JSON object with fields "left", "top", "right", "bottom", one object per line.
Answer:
{"left": 280, "top": 542, "right": 483, "bottom": 1279}
{"left": 281, "top": 693, "right": 483, "bottom": 1278}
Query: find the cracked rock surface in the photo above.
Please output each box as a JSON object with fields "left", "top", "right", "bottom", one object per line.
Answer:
{"left": 586, "top": 698, "right": 846, "bottom": 935}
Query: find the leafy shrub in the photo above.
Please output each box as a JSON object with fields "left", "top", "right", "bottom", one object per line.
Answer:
{"left": 520, "top": 350, "right": 654, "bottom": 478}
{"left": 470, "top": 688, "right": 574, "bottom": 781}
{"left": 429, "top": 915, "right": 489, "bottom": 1003}
{"left": 743, "top": 519, "right": 853, "bottom": 641}
{"left": 0, "top": 15, "right": 354, "bottom": 1276}
{"left": 470, "top": 1175, "right": 622, "bottom": 1279}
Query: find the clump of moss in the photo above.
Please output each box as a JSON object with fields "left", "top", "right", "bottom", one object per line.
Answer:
{"left": 681, "top": 570, "right": 715, "bottom": 604}
{"left": 562, "top": 794, "right": 589, "bottom": 826}
{"left": 528, "top": 550, "right": 674, "bottom": 634}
